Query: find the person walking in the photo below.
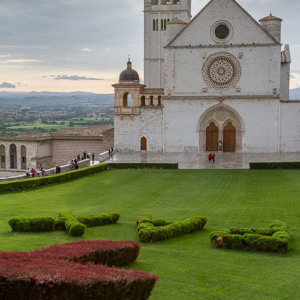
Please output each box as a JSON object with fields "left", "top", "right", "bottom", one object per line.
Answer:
{"left": 26, "top": 167, "right": 30, "bottom": 179}
{"left": 212, "top": 153, "right": 215, "bottom": 164}
{"left": 92, "top": 153, "right": 95, "bottom": 164}
{"left": 208, "top": 153, "right": 213, "bottom": 163}
{"left": 41, "top": 166, "right": 45, "bottom": 177}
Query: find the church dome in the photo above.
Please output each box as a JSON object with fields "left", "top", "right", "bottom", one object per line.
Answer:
{"left": 119, "top": 59, "right": 140, "bottom": 82}
{"left": 259, "top": 13, "right": 282, "bottom": 22}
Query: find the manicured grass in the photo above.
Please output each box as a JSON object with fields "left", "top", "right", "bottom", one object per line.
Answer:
{"left": 1, "top": 169, "right": 300, "bottom": 299}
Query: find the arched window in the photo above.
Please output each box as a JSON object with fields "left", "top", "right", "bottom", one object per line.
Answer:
{"left": 173, "top": 0, "right": 180, "bottom": 4}
{"left": 123, "top": 93, "right": 132, "bottom": 107}
{"left": 21, "top": 145, "right": 26, "bottom": 170}
{"left": 151, "top": 0, "right": 158, "bottom": 5}
{"left": 158, "top": 96, "right": 162, "bottom": 106}
{"left": 0, "top": 145, "right": 5, "bottom": 169}
{"left": 141, "top": 137, "right": 147, "bottom": 151}
{"left": 9, "top": 144, "right": 17, "bottom": 169}
{"left": 141, "top": 96, "right": 146, "bottom": 106}
{"left": 150, "top": 96, "right": 154, "bottom": 106}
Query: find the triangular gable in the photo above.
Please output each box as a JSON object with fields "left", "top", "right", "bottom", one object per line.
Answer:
{"left": 166, "top": 0, "right": 278, "bottom": 48}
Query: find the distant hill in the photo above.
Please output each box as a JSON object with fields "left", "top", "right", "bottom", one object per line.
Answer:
{"left": 0, "top": 92, "right": 114, "bottom": 107}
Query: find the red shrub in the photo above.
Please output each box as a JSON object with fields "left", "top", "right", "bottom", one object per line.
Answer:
{"left": 0, "top": 241, "right": 158, "bottom": 300}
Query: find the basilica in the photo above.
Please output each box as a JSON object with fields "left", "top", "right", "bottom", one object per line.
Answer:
{"left": 113, "top": 0, "right": 300, "bottom": 153}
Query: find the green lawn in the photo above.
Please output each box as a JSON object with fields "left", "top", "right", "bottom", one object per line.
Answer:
{"left": 1, "top": 169, "right": 300, "bottom": 299}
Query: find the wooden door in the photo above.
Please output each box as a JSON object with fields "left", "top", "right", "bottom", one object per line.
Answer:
{"left": 223, "top": 122, "right": 236, "bottom": 152}
{"left": 206, "top": 122, "right": 218, "bottom": 151}
{"left": 141, "top": 137, "right": 147, "bottom": 151}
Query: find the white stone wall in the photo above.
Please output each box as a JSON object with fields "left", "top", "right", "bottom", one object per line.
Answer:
{"left": 170, "top": 0, "right": 276, "bottom": 47}
{"left": 280, "top": 102, "right": 300, "bottom": 152}
{"left": 114, "top": 108, "right": 163, "bottom": 152}
{"left": 165, "top": 46, "right": 281, "bottom": 97}
{"left": 280, "top": 63, "right": 290, "bottom": 100}
{"left": 163, "top": 98, "right": 281, "bottom": 153}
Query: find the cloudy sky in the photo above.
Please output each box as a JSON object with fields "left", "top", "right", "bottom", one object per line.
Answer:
{"left": 0, "top": 0, "right": 299, "bottom": 93}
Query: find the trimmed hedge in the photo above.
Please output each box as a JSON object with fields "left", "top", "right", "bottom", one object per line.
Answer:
{"left": 8, "top": 217, "right": 56, "bottom": 232}
{"left": 57, "top": 210, "right": 87, "bottom": 237}
{"left": 0, "top": 240, "right": 158, "bottom": 300}
{"left": 0, "top": 163, "right": 178, "bottom": 194}
{"left": 250, "top": 162, "right": 300, "bottom": 169}
{"left": 78, "top": 212, "right": 120, "bottom": 227}
{"left": 0, "top": 163, "right": 109, "bottom": 193}
{"left": 136, "top": 215, "right": 208, "bottom": 242}
{"left": 108, "top": 163, "right": 179, "bottom": 170}
{"left": 210, "top": 220, "right": 291, "bottom": 253}
{"left": 9, "top": 211, "right": 121, "bottom": 237}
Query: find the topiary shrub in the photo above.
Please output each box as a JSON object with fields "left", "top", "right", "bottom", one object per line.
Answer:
{"left": 58, "top": 211, "right": 86, "bottom": 237}
{"left": 78, "top": 212, "right": 120, "bottom": 227}
{"left": 8, "top": 217, "right": 56, "bottom": 232}
{"left": 136, "top": 215, "right": 208, "bottom": 242}
{"left": 9, "top": 211, "right": 121, "bottom": 237}
{"left": 210, "top": 221, "right": 291, "bottom": 253}
{"left": 69, "top": 223, "right": 87, "bottom": 237}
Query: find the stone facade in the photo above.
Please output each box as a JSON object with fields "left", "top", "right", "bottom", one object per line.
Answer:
{"left": 114, "top": 0, "right": 299, "bottom": 154}
{"left": 0, "top": 125, "right": 113, "bottom": 171}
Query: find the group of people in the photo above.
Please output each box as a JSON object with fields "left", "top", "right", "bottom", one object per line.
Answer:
{"left": 26, "top": 166, "right": 46, "bottom": 178}
{"left": 68, "top": 150, "right": 95, "bottom": 170}
{"left": 24, "top": 149, "right": 97, "bottom": 179}
{"left": 208, "top": 153, "right": 216, "bottom": 164}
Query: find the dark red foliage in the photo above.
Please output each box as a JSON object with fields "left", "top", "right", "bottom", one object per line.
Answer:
{"left": 0, "top": 240, "right": 158, "bottom": 300}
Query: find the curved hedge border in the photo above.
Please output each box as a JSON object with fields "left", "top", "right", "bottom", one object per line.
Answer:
{"left": 210, "top": 220, "right": 291, "bottom": 253}
{"left": 0, "top": 240, "right": 158, "bottom": 300}
{"left": 250, "top": 162, "right": 300, "bottom": 169}
{"left": 136, "top": 215, "right": 208, "bottom": 242}
{"left": 9, "top": 211, "right": 121, "bottom": 237}
{"left": 0, "top": 163, "right": 178, "bottom": 194}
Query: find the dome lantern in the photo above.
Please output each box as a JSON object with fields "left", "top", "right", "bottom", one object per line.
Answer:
{"left": 119, "top": 59, "right": 140, "bottom": 83}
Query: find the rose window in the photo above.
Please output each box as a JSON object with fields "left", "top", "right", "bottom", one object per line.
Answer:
{"left": 202, "top": 53, "right": 241, "bottom": 89}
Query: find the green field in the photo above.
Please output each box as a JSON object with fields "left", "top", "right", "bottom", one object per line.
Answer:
{"left": 1, "top": 169, "right": 300, "bottom": 299}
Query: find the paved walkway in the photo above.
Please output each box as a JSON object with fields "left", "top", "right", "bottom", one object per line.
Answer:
{"left": 108, "top": 152, "right": 300, "bottom": 169}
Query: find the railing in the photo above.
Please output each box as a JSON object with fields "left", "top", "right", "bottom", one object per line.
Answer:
{"left": 0, "top": 159, "right": 91, "bottom": 182}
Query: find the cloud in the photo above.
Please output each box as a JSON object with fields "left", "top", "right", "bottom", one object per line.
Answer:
{"left": 290, "top": 72, "right": 300, "bottom": 89}
{"left": 81, "top": 48, "right": 91, "bottom": 52}
{"left": 53, "top": 75, "right": 104, "bottom": 81}
{"left": 0, "top": 82, "right": 16, "bottom": 88}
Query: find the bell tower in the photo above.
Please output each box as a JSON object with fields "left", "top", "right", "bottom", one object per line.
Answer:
{"left": 144, "top": 0, "right": 191, "bottom": 88}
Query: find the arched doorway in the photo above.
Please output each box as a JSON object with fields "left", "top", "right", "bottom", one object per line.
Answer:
{"left": 198, "top": 104, "right": 244, "bottom": 152}
{"left": 9, "top": 144, "right": 17, "bottom": 169}
{"left": 21, "top": 145, "right": 26, "bottom": 170}
{"left": 141, "top": 137, "right": 147, "bottom": 151}
{"left": 0, "top": 145, "right": 5, "bottom": 169}
{"left": 206, "top": 122, "right": 218, "bottom": 151}
{"left": 223, "top": 122, "right": 236, "bottom": 152}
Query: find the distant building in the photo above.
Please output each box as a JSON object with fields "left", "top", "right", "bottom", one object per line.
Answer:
{"left": 0, "top": 125, "right": 113, "bottom": 172}
{"left": 113, "top": 0, "right": 300, "bottom": 153}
